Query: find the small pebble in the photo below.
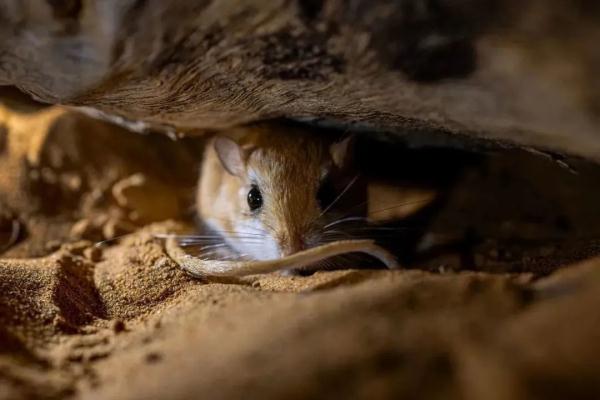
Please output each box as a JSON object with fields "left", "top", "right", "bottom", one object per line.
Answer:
{"left": 112, "top": 319, "right": 126, "bottom": 333}
{"left": 154, "top": 257, "right": 171, "bottom": 269}
{"left": 145, "top": 352, "right": 162, "bottom": 363}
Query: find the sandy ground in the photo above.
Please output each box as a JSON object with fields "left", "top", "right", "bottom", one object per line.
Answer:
{"left": 1, "top": 103, "right": 600, "bottom": 399}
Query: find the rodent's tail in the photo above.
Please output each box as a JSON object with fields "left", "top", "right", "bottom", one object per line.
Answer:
{"left": 164, "top": 236, "right": 400, "bottom": 278}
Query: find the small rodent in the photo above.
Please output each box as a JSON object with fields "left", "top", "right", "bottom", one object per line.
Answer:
{"left": 166, "top": 122, "right": 399, "bottom": 277}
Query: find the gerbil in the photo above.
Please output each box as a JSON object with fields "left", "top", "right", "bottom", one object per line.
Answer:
{"left": 166, "top": 122, "right": 399, "bottom": 277}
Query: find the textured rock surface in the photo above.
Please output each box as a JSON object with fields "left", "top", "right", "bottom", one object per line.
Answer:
{"left": 0, "top": 0, "right": 599, "bottom": 160}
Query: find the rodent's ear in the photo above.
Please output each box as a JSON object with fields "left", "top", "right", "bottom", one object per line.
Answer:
{"left": 214, "top": 136, "right": 245, "bottom": 176}
{"left": 330, "top": 134, "right": 356, "bottom": 170}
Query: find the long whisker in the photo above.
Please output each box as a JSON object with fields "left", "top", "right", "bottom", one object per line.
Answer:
{"left": 204, "top": 228, "right": 265, "bottom": 237}
{"left": 321, "top": 229, "right": 354, "bottom": 238}
{"left": 212, "top": 231, "right": 265, "bottom": 237}
{"left": 183, "top": 243, "right": 228, "bottom": 250}
{"left": 155, "top": 234, "right": 264, "bottom": 242}
{"left": 156, "top": 234, "right": 229, "bottom": 240}
{"left": 318, "top": 175, "right": 359, "bottom": 218}
{"left": 159, "top": 231, "right": 264, "bottom": 239}
{"left": 319, "top": 198, "right": 432, "bottom": 233}
{"left": 323, "top": 216, "right": 370, "bottom": 230}
{"left": 177, "top": 236, "right": 263, "bottom": 243}
{"left": 368, "top": 198, "right": 432, "bottom": 216}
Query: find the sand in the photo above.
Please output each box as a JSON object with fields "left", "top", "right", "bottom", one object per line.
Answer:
{"left": 1, "top": 103, "right": 600, "bottom": 399}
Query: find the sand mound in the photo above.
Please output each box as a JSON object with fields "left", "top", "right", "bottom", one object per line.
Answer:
{"left": 1, "top": 104, "right": 600, "bottom": 399}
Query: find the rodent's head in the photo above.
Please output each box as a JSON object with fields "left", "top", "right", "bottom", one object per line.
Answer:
{"left": 198, "top": 124, "right": 365, "bottom": 261}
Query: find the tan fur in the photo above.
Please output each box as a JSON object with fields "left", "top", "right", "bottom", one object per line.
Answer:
{"left": 193, "top": 122, "right": 397, "bottom": 274}
{"left": 198, "top": 123, "right": 332, "bottom": 258}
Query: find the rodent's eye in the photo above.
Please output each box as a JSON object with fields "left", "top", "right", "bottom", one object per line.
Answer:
{"left": 247, "top": 185, "right": 263, "bottom": 211}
